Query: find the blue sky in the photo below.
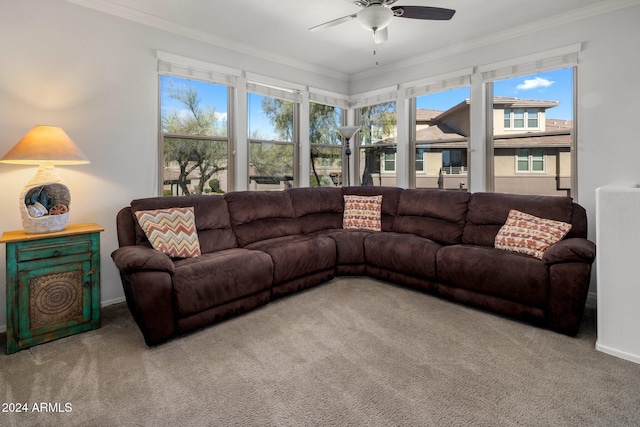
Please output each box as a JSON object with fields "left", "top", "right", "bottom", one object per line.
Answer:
{"left": 416, "top": 67, "right": 573, "bottom": 120}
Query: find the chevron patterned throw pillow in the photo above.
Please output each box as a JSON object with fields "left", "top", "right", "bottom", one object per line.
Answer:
{"left": 135, "top": 206, "right": 201, "bottom": 258}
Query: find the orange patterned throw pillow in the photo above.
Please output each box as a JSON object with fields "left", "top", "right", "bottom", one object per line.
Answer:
{"left": 494, "top": 209, "right": 572, "bottom": 259}
{"left": 135, "top": 207, "right": 201, "bottom": 258}
{"left": 343, "top": 195, "right": 383, "bottom": 232}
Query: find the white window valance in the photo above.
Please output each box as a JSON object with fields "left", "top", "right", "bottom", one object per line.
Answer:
{"left": 479, "top": 43, "right": 581, "bottom": 82}
{"left": 246, "top": 82, "right": 302, "bottom": 103}
{"left": 349, "top": 86, "right": 398, "bottom": 109}
{"left": 404, "top": 68, "right": 473, "bottom": 99}
{"left": 309, "top": 88, "right": 350, "bottom": 110}
{"left": 157, "top": 51, "right": 240, "bottom": 86}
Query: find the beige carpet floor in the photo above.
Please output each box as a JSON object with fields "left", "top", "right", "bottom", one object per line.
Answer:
{"left": 1, "top": 277, "right": 640, "bottom": 426}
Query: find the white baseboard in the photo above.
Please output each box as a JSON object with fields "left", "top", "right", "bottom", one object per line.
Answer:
{"left": 101, "top": 296, "right": 126, "bottom": 307}
{"left": 596, "top": 341, "right": 640, "bottom": 365}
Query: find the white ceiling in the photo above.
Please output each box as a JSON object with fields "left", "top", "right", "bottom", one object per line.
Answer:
{"left": 66, "top": 0, "right": 634, "bottom": 79}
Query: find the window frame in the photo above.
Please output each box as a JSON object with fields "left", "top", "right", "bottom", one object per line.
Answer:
{"left": 309, "top": 101, "right": 345, "bottom": 187}
{"left": 515, "top": 148, "right": 546, "bottom": 173}
{"left": 504, "top": 108, "right": 540, "bottom": 130}
{"left": 159, "top": 74, "right": 234, "bottom": 196}
{"left": 247, "top": 91, "right": 300, "bottom": 190}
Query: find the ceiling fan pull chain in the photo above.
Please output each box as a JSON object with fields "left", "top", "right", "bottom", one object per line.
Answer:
{"left": 373, "top": 29, "right": 379, "bottom": 67}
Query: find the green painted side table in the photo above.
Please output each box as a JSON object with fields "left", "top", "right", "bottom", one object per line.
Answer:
{"left": 1, "top": 223, "right": 103, "bottom": 354}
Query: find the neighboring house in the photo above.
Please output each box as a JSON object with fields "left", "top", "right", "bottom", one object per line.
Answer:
{"left": 366, "top": 97, "right": 572, "bottom": 196}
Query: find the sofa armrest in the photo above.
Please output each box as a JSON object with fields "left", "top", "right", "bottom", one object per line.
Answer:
{"left": 542, "top": 238, "right": 596, "bottom": 265}
{"left": 111, "top": 246, "right": 175, "bottom": 274}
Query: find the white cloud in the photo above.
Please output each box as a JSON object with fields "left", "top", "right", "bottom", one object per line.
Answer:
{"left": 215, "top": 112, "right": 228, "bottom": 122}
{"left": 516, "top": 77, "right": 554, "bottom": 91}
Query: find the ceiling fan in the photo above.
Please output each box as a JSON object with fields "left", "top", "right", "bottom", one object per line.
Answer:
{"left": 309, "top": 0, "right": 456, "bottom": 45}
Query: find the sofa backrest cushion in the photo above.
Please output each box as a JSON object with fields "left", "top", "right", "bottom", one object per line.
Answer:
{"left": 463, "top": 192, "right": 574, "bottom": 247}
{"left": 392, "top": 189, "right": 470, "bottom": 245}
{"left": 343, "top": 186, "right": 402, "bottom": 231}
{"left": 286, "top": 187, "right": 343, "bottom": 234}
{"left": 225, "top": 191, "right": 301, "bottom": 246}
{"left": 129, "top": 195, "right": 237, "bottom": 253}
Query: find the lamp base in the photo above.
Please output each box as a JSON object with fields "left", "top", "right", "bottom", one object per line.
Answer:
{"left": 19, "top": 164, "right": 71, "bottom": 234}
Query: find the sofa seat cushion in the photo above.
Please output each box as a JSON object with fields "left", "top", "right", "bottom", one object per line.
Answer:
{"left": 172, "top": 248, "right": 273, "bottom": 317}
{"left": 318, "top": 229, "right": 372, "bottom": 265}
{"left": 246, "top": 235, "right": 336, "bottom": 284}
{"left": 365, "top": 232, "right": 440, "bottom": 280}
{"left": 437, "top": 245, "right": 549, "bottom": 307}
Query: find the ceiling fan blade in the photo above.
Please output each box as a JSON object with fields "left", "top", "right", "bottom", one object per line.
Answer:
{"left": 374, "top": 27, "right": 388, "bottom": 44}
{"left": 309, "top": 14, "right": 357, "bottom": 31}
{"left": 391, "top": 6, "right": 456, "bottom": 20}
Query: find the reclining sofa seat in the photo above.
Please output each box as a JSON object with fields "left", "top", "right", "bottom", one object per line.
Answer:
{"left": 437, "top": 192, "right": 593, "bottom": 334}
{"left": 113, "top": 195, "right": 273, "bottom": 345}
{"left": 112, "top": 187, "right": 596, "bottom": 346}
{"left": 286, "top": 186, "right": 404, "bottom": 276}
{"left": 224, "top": 190, "right": 337, "bottom": 298}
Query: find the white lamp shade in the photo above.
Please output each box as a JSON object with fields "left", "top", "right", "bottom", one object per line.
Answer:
{"left": 357, "top": 5, "right": 393, "bottom": 31}
{"left": 336, "top": 126, "right": 361, "bottom": 140}
{"left": 0, "top": 126, "right": 89, "bottom": 165}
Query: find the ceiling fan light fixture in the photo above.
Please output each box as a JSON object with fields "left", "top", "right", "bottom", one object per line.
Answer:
{"left": 357, "top": 5, "right": 393, "bottom": 32}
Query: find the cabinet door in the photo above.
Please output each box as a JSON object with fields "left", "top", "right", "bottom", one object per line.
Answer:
{"left": 16, "top": 257, "right": 94, "bottom": 345}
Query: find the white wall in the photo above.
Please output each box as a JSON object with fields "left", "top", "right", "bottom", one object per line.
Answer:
{"left": 0, "top": 0, "right": 348, "bottom": 331}
{"left": 1, "top": 0, "right": 639, "bottom": 330}
{"left": 596, "top": 186, "right": 640, "bottom": 364}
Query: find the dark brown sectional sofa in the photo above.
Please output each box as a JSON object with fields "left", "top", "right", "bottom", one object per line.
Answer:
{"left": 112, "top": 186, "right": 596, "bottom": 346}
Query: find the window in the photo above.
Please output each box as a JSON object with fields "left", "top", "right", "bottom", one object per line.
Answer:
{"left": 442, "top": 149, "right": 467, "bottom": 172}
{"left": 504, "top": 108, "right": 540, "bottom": 129}
{"left": 160, "top": 75, "right": 230, "bottom": 196}
{"left": 415, "top": 149, "right": 426, "bottom": 173}
{"left": 248, "top": 92, "right": 297, "bottom": 190}
{"left": 382, "top": 150, "right": 396, "bottom": 173}
{"left": 309, "top": 102, "right": 343, "bottom": 187}
{"left": 413, "top": 86, "right": 470, "bottom": 190}
{"left": 490, "top": 67, "right": 574, "bottom": 196}
{"left": 516, "top": 148, "right": 545, "bottom": 172}
{"left": 358, "top": 101, "right": 397, "bottom": 186}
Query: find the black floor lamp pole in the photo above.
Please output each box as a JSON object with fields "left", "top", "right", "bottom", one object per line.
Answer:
{"left": 344, "top": 141, "right": 351, "bottom": 187}
{"left": 336, "top": 126, "right": 360, "bottom": 189}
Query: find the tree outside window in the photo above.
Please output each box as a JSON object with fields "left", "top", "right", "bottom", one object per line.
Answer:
{"left": 310, "top": 103, "right": 343, "bottom": 186}
{"left": 358, "top": 102, "right": 397, "bottom": 186}
{"left": 160, "top": 76, "right": 229, "bottom": 196}
{"left": 248, "top": 94, "right": 296, "bottom": 190}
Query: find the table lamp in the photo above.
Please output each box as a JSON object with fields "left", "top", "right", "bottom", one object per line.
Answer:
{"left": 0, "top": 126, "right": 90, "bottom": 233}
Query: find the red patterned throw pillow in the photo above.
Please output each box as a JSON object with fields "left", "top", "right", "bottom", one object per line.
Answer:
{"left": 494, "top": 209, "right": 572, "bottom": 259}
{"left": 343, "top": 195, "right": 383, "bottom": 232}
{"left": 135, "top": 207, "right": 201, "bottom": 258}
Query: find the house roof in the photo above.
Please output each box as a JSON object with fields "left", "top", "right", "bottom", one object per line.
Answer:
{"left": 492, "top": 96, "right": 560, "bottom": 109}
{"left": 415, "top": 119, "right": 572, "bottom": 148}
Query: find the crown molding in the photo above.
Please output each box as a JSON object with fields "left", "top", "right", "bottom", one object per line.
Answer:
{"left": 350, "top": 0, "right": 640, "bottom": 82}
{"left": 63, "top": 0, "right": 350, "bottom": 82}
